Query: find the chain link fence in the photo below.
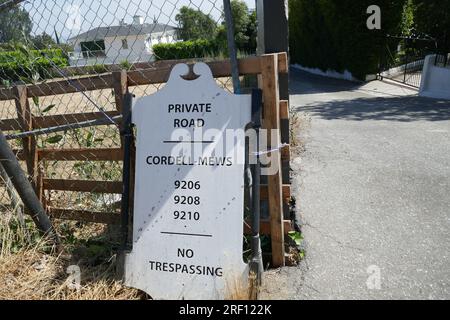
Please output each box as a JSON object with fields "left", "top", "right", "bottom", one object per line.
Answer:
{"left": 0, "top": 0, "right": 257, "bottom": 220}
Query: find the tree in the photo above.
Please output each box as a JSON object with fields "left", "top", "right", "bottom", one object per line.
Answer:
{"left": 413, "top": 0, "right": 450, "bottom": 52}
{"left": 289, "top": 0, "right": 406, "bottom": 79}
{"left": 0, "top": 0, "right": 32, "bottom": 43}
{"left": 401, "top": 0, "right": 415, "bottom": 35}
{"left": 31, "top": 32, "right": 56, "bottom": 50}
{"left": 244, "top": 9, "right": 257, "bottom": 53}
{"left": 217, "top": 0, "right": 257, "bottom": 53}
{"left": 228, "top": 0, "right": 251, "bottom": 48}
{"left": 175, "top": 7, "right": 217, "bottom": 41}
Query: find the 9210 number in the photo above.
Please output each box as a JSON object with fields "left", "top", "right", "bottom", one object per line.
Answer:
{"left": 174, "top": 211, "right": 200, "bottom": 221}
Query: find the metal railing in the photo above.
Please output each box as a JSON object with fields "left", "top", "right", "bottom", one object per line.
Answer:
{"left": 434, "top": 53, "right": 450, "bottom": 68}
{"left": 379, "top": 33, "right": 437, "bottom": 88}
{"left": 68, "top": 50, "right": 107, "bottom": 59}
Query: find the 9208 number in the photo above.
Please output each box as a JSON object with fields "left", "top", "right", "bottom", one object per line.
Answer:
{"left": 174, "top": 195, "right": 200, "bottom": 205}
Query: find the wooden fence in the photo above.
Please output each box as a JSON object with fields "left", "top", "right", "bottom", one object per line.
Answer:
{"left": 0, "top": 53, "right": 291, "bottom": 267}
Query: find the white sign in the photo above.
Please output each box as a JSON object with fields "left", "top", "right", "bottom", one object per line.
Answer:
{"left": 124, "top": 63, "right": 251, "bottom": 299}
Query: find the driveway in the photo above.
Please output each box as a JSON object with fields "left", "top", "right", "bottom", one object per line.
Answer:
{"left": 260, "top": 70, "right": 450, "bottom": 299}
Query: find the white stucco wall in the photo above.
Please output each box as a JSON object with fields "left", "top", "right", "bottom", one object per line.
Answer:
{"left": 69, "top": 29, "right": 178, "bottom": 66}
{"left": 149, "top": 30, "right": 177, "bottom": 46}
{"left": 291, "top": 64, "right": 359, "bottom": 82}
{"left": 104, "top": 34, "right": 152, "bottom": 64}
{"left": 419, "top": 54, "right": 450, "bottom": 100}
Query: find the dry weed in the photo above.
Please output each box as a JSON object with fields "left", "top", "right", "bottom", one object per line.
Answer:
{"left": 0, "top": 215, "right": 142, "bottom": 300}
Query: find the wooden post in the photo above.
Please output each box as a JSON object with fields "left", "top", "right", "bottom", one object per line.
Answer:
{"left": 260, "top": 54, "right": 285, "bottom": 267}
{"left": 113, "top": 70, "right": 129, "bottom": 149}
{"left": 14, "top": 85, "right": 39, "bottom": 191}
{"left": 258, "top": 1, "right": 290, "bottom": 186}
{"left": 113, "top": 70, "right": 128, "bottom": 114}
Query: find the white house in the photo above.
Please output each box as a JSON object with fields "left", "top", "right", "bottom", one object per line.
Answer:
{"left": 67, "top": 16, "right": 178, "bottom": 66}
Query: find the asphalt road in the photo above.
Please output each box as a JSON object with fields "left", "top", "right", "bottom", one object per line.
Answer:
{"left": 260, "top": 70, "right": 450, "bottom": 300}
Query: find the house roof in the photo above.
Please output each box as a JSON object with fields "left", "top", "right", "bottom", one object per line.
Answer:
{"left": 68, "top": 23, "right": 177, "bottom": 42}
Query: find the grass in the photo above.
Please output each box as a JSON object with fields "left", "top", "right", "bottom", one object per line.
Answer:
{"left": 0, "top": 212, "right": 142, "bottom": 300}
{"left": 0, "top": 213, "right": 257, "bottom": 300}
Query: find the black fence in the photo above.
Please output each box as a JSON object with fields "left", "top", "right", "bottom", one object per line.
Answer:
{"left": 379, "top": 34, "right": 437, "bottom": 88}
{"left": 434, "top": 54, "right": 449, "bottom": 68}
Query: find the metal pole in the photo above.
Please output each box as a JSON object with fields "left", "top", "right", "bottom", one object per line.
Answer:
{"left": 250, "top": 89, "right": 263, "bottom": 285}
{"left": 223, "top": 0, "right": 241, "bottom": 94}
{"left": 404, "top": 39, "right": 409, "bottom": 84}
{"left": 257, "top": 0, "right": 289, "bottom": 101}
{"left": 5, "top": 114, "right": 122, "bottom": 141}
{"left": 0, "top": 129, "right": 59, "bottom": 245}
{"left": 120, "top": 92, "right": 133, "bottom": 250}
{"left": 0, "top": 163, "right": 24, "bottom": 223}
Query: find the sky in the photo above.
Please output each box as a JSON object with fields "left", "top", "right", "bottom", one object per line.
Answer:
{"left": 23, "top": 0, "right": 256, "bottom": 41}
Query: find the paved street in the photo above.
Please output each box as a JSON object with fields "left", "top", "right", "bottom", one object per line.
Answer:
{"left": 260, "top": 70, "right": 450, "bottom": 299}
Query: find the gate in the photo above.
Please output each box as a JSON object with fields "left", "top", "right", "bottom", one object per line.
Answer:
{"left": 378, "top": 32, "right": 437, "bottom": 88}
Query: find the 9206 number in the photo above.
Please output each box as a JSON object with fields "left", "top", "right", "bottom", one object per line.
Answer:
{"left": 174, "top": 180, "right": 201, "bottom": 190}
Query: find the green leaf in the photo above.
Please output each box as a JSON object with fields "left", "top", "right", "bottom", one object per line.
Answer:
{"left": 288, "top": 231, "right": 303, "bottom": 247}
{"left": 41, "top": 104, "right": 55, "bottom": 113}
{"left": 85, "top": 131, "right": 94, "bottom": 147}
{"left": 17, "top": 44, "right": 30, "bottom": 57}
{"left": 46, "top": 135, "right": 63, "bottom": 144}
{"left": 32, "top": 96, "right": 39, "bottom": 107}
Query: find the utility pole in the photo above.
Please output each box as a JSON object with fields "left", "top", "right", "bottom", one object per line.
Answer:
{"left": 256, "top": 0, "right": 289, "bottom": 101}
{"left": 256, "top": 0, "right": 291, "bottom": 190}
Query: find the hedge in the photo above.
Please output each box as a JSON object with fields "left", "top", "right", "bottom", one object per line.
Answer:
{"left": 0, "top": 49, "right": 69, "bottom": 82}
{"left": 152, "top": 39, "right": 223, "bottom": 60}
{"left": 289, "top": 0, "right": 405, "bottom": 80}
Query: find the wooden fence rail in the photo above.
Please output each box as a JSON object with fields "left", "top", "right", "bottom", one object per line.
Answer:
{"left": 0, "top": 53, "right": 291, "bottom": 266}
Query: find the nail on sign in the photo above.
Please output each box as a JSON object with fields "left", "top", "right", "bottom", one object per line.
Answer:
{"left": 124, "top": 63, "right": 251, "bottom": 299}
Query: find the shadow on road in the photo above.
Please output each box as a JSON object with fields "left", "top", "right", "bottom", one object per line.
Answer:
{"left": 296, "top": 96, "right": 450, "bottom": 122}
{"left": 289, "top": 69, "right": 361, "bottom": 94}
{"left": 290, "top": 69, "right": 450, "bottom": 122}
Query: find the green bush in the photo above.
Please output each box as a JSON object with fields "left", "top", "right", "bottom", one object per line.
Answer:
{"left": 153, "top": 39, "right": 223, "bottom": 60}
{"left": 0, "top": 48, "right": 69, "bottom": 82}
{"left": 84, "top": 64, "right": 109, "bottom": 74}
{"left": 289, "top": 0, "right": 405, "bottom": 80}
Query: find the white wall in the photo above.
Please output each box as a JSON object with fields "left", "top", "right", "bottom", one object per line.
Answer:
{"left": 69, "top": 30, "right": 178, "bottom": 66}
{"left": 419, "top": 54, "right": 450, "bottom": 100}
{"left": 104, "top": 34, "right": 152, "bottom": 64}
{"left": 291, "top": 64, "right": 359, "bottom": 82}
{"left": 149, "top": 30, "right": 177, "bottom": 46}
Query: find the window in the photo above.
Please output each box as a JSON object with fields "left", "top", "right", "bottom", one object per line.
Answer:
{"left": 80, "top": 40, "right": 106, "bottom": 58}
{"left": 122, "top": 39, "right": 128, "bottom": 49}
